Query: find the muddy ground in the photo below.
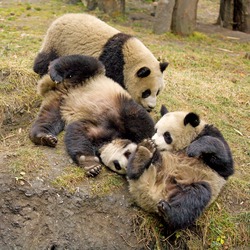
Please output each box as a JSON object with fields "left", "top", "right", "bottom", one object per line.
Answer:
{"left": 0, "top": 0, "right": 249, "bottom": 249}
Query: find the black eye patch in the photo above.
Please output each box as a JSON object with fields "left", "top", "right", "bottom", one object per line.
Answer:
{"left": 113, "top": 160, "right": 121, "bottom": 170}
{"left": 163, "top": 132, "right": 172, "bottom": 144}
{"left": 124, "top": 150, "right": 131, "bottom": 159}
{"left": 142, "top": 89, "right": 151, "bottom": 99}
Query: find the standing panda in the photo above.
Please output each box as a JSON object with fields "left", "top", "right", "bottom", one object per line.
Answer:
{"left": 33, "top": 13, "right": 168, "bottom": 112}
{"left": 29, "top": 55, "right": 155, "bottom": 177}
{"left": 103, "top": 106, "right": 234, "bottom": 230}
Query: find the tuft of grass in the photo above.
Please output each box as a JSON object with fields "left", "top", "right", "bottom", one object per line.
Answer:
{"left": 52, "top": 166, "right": 86, "bottom": 193}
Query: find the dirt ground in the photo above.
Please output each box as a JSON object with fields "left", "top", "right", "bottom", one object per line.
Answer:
{"left": 0, "top": 1, "right": 249, "bottom": 250}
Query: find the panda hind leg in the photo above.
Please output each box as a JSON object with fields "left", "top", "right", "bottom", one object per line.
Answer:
{"left": 127, "top": 139, "right": 156, "bottom": 180}
{"left": 29, "top": 97, "right": 64, "bottom": 147}
{"left": 64, "top": 121, "right": 102, "bottom": 177}
{"left": 157, "top": 181, "right": 211, "bottom": 231}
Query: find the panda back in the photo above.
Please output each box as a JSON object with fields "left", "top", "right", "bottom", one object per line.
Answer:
{"left": 41, "top": 13, "right": 119, "bottom": 57}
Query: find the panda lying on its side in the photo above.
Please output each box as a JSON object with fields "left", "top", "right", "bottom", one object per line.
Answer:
{"left": 103, "top": 106, "right": 234, "bottom": 230}
{"left": 29, "top": 55, "right": 155, "bottom": 177}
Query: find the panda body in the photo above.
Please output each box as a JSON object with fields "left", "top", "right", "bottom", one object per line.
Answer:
{"left": 33, "top": 13, "right": 168, "bottom": 111}
{"left": 30, "top": 55, "right": 155, "bottom": 177}
{"left": 126, "top": 107, "right": 234, "bottom": 230}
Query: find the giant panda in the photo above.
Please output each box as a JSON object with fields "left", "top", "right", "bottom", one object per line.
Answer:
{"left": 107, "top": 106, "right": 234, "bottom": 230}
{"left": 33, "top": 13, "right": 169, "bottom": 112}
{"left": 29, "top": 54, "right": 155, "bottom": 177}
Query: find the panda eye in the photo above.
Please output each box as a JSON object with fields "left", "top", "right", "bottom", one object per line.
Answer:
{"left": 163, "top": 132, "right": 172, "bottom": 144}
{"left": 124, "top": 150, "right": 131, "bottom": 159}
{"left": 142, "top": 89, "right": 151, "bottom": 99}
{"left": 113, "top": 160, "right": 121, "bottom": 170}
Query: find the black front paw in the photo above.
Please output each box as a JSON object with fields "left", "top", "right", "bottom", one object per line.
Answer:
{"left": 186, "top": 143, "right": 201, "bottom": 157}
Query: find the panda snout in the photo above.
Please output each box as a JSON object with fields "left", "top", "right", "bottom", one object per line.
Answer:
{"left": 113, "top": 160, "right": 121, "bottom": 170}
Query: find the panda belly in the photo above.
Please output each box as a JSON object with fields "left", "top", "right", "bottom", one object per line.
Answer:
{"left": 162, "top": 153, "right": 227, "bottom": 205}
{"left": 129, "top": 166, "right": 165, "bottom": 213}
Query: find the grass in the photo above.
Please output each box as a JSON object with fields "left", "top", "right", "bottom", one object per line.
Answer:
{"left": 0, "top": 0, "right": 249, "bottom": 249}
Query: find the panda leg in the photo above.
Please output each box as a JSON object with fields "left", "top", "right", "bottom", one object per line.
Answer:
{"left": 64, "top": 121, "right": 102, "bottom": 177}
{"left": 33, "top": 50, "right": 58, "bottom": 76}
{"left": 127, "top": 139, "right": 157, "bottom": 180}
{"left": 187, "top": 136, "right": 234, "bottom": 178}
{"left": 157, "top": 181, "right": 211, "bottom": 231}
{"left": 29, "top": 97, "right": 64, "bottom": 147}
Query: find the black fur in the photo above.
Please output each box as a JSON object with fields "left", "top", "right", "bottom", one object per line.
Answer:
{"left": 160, "top": 62, "right": 169, "bottom": 73}
{"left": 160, "top": 105, "right": 168, "bottom": 116}
{"left": 64, "top": 121, "right": 97, "bottom": 164}
{"left": 33, "top": 50, "right": 58, "bottom": 76}
{"left": 187, "top": 125, "right": 234, "bottom": 178}
{"left": 157, "top": 181, "right": 211, "bottom": 231}
{"left": 30, "top": 55, "right": 155, "bottom": 174}
{"left": 49, "top": 55, "right": 104, "bottom": 84}
{"left": 99, "top": 33, "right": 132, "bottom": 89}
{"left": 137, "top": 67, "right": 151, "bottom": 78}
{"left": 29, "top": 96, "right": 65, "bottom": 147}
{"left": 127, "top": 139, "right": 160, "bottom": 180}
{"left": 184, "top": 112, "right": 200, "bottom": 127}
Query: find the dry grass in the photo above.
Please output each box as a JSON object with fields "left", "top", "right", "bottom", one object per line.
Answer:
{"left": 0, "top": 0, "right": 249, "bottom": 249}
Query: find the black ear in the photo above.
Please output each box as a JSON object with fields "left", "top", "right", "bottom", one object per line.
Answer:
{"left": 137, "top": 67, "right": 151, "bottom": 78}
{"left": 184, "top": 112, "right": 200, "bottom": 127}
{"left": 160, "top": 62, "right": 169, "bottom": 72}
{"left": 160, "top": 105, "right": 168, "bottom": 116}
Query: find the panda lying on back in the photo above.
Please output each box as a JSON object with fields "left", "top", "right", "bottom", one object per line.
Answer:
{"left": 103, "top": 106, "right": 234, "bottom": 230}
{"left": 29, "top": 55, "right": 155, "bottom": 177}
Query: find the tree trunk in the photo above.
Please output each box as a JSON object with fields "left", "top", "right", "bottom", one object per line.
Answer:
{"left": 153, "top": 0, "right": 176, "bottom": 34}
{"left": 84, "top": 0, "right": 125, "bottom": 15}
{"left": 98, "top": 0, "right": 125, "bottom": 15}
{"left": 171, "top": 0, "right": 199, "bottom": 35}
{"left": 218, "top": 0, "right": 250, "bottom": 33}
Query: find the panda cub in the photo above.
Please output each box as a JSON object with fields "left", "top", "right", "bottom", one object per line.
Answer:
{"left": 125, "top": 106, "right": 234, "bottom": 231}
{"left": 29, "top": 55, "right": 155, "bottom": 177}
{"left": 33, "top": 13, "right": 169, "bottom": 111}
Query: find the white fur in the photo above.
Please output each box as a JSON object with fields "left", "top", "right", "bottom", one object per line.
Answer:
{"left": 37, "top": 13, "right": 167, "bottom": 110}
{"left": 99, "top": 139, "right": 137, "bottom": 174}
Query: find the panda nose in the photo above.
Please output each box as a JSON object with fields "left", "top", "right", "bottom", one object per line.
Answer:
{"left": 113, "top": 160, "right": 121, "bottom": 170}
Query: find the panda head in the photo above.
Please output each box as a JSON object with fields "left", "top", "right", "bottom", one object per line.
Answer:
{"left": 152, "top": 105, "right": 206, "bottom": 151}
{"left": 123, "top": 38, "right": 168, "bottom": 112}
{"left": 98, "top": 139, "right": 137, "bottom": 174}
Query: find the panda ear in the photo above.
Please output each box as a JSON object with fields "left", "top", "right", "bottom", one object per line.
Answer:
{"left": 160, "top": 62, "right": 169, "bottom": 72}
{"left": 49, "top": 59, "right": 64, "bottom": 83}
{"left": 137, "top": 67, "right": 151, "bottom": 78}
{"left": 184, "top": 112, "right": 200, "bottom": 127}
{"left": 160, "top": 105, "right": 168, "bottom": 116}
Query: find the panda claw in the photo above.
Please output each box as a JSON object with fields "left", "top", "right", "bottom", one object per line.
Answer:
{"left": 86, "top": 165, "right": 102, "bottom": 177}
{"left": 157, "top": 200, "right": 171, "bottom": 215}
{"left": 41, "top": 134, "right": 58, "bottom": 147}
{"left": 140, "top": 138, "right": 156, "bottom": 154}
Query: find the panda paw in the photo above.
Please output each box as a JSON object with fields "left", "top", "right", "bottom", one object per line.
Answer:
{"left": 38, "top": 133, "right": 58, "bottom": 147}
{"left": 157, "top": 200, "right": 171, "bottom": 220}
{"left": 138, "top": 138, "right": 156, "bottom": 156}
{"left": 79, "top": 155, "right": 102, "bottom": 177}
